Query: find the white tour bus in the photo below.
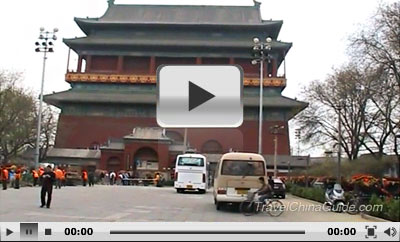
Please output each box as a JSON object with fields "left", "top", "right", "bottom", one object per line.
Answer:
{"left": 174, "top": 153, "right": 207, "bottom": 194}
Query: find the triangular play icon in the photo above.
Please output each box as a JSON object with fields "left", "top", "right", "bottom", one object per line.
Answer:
{"left": 6, "top": 228, "right": 13, "bottom": 236}
{"left": 188, "top": 81, "right": 215, "bottom": 111}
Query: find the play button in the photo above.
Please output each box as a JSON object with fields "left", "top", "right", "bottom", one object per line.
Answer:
{"left": 6, "top": 228, "right": 13, "bottom": 236}
{"left": 188, "top": 81, "right": 215, "bottom": 111}
{"left": 157, "top": 65, "right": 243, "bottom": 127}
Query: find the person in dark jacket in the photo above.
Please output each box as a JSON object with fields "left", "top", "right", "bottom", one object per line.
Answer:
{"left": 88, "top": 171, "right": 95, "bottom": 187}
{"left": 268, "top": 176, "right": 274, "bottom": 187}
{"left": 40, "top": 165, "right": 56, "bottom": 208}
{"left": 256, "top": 177, "right": 273, "bottom": 203}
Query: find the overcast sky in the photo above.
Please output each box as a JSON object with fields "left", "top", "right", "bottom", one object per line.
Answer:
{"left": 0, "top": 0, "right": 395, "bottom": 155}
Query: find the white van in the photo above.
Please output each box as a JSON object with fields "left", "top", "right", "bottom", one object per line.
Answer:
{"left": 174, "top": 153, "right": 207, "bottom": 194}
{"left": 213, "top": 152, "right": 267, "bottom": 210}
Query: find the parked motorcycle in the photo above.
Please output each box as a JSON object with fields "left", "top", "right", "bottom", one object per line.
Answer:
{"left": 324, "top": 183, "right": 346, "bottom": 213}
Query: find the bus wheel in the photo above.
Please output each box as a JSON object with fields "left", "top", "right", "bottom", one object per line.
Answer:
{"left": 199, "top": 189, "right": 206, "bottom": 194}
{"left": 177, "top": 189, "right": 184, "bottom": 193}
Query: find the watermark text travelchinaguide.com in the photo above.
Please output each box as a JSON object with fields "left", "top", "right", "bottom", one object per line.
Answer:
{"left": 256, "top": 202, "right": 383, "bottom": 213}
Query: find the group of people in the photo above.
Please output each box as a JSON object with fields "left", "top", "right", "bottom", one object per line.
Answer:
{"left": 99, "top": 170, "right": 127, "bottom": 185}
{"left": 97, "top": 170, "right": 164, "bottom": 186}
{"left": 81, "top": 170, "right": 95, "bottom": 187}
{"left": 32, "top": 166, "right": 66, "bottom": 189}
{"left": 1, "top": 166, "right": 23, "bottom": 190}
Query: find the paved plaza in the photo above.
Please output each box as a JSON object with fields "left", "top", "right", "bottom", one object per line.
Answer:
{"left": 0, "top": 186, "right": 372, "bottom": 222}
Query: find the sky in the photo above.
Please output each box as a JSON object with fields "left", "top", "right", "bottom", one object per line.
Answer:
{"left": 0, "top": 0, "right": 395, "bottom": 156}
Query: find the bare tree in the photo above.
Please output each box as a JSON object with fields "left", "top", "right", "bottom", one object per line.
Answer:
{"left": 297, "top": 64, "right": 372, "bottom": 160}
{"left": 350, "top": 1, "right": 400, "bottom": 89}
{"left": 350, "top": 2, "right": 400, "bottom": 161}
{"left": 32, "top": 105, "right": 58, "bottom": 162}
{"left": 363, "top": 66, "right": 400, "bottom": 160}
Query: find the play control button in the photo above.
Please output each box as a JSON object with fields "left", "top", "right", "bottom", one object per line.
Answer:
{"left": 188, "top": 81, "right": 215, "bottom": 111}
{"left": 157, "top": 65, "right": 243, "bottom": 127}
{"left": 6, "top": 228, "right": 13, "bottom": 236}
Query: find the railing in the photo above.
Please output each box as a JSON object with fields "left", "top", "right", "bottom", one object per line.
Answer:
{"left": 65, "top": 72, "right": 286, "bottom": 87}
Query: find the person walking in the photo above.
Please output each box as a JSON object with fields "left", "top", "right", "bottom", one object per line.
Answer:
{"left": 61, "top": 169, "right": 66, "bottom": 187}
{"left": 38, "top": 167, "right": 44, "bottom": 186}
{"left": 88, "top": 170, "right": 95, "bottom": 187}
{"left": 154, "top": 172, "right": 161, "bottom": 187}
{"left": 1, "top": 166, "right": 9, "bottom": 190}
{"left": 54, "top": 167, "right": 63, "bottom": 189}
{"left": 9, "top": 169, "right": 15, "bottom": 188}
{"left": 82, "top": 170, "right": 88, "bottom": 186}
{"left": 40, "top": 165, "right": 55, "bottom": 208}
{"left": 109, "top": 171, "right": 116, "bottom": 186}
{"left": 32, "top": 169, "right": 39, "bottom": 186}
{"left": 99, "top": 171, "right": 105, "bottom": 185}
{"left": 14, "top": 169, "right": 21, "bottom": 189}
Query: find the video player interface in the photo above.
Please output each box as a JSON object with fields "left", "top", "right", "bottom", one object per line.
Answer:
{"left": 0, "top": 0, "right": 399, "bottom": 241}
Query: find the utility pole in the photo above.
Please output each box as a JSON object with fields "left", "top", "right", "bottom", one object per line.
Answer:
{"left": 183, "top": 128, "right": 188, "bottom": 154}
{"left": 270, "top": 125, "right": 285, "bottom": 178}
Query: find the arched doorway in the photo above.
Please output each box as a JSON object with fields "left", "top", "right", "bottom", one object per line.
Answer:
{"left": 107, "top": 157, "right": 121, "bottom": 172}
{"left": 133, "top": 147, "right": 159, "bottom": 177}
{"left": 201, "top": 140, "right": 223, "bottom": 154}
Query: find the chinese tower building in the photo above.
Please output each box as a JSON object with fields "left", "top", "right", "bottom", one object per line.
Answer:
{"left": 44, "top": 0, "right": 307, "bottom": 177}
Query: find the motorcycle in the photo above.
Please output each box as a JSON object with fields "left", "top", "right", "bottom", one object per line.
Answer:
{"left": 324, "top": 183, "right": 346, "bottom": 213}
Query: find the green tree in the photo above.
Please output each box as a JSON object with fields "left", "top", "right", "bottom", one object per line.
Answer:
{"left": 0, "top": 71, "right": 36, "bottom": 163}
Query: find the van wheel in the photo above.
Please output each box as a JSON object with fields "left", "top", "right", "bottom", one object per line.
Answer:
{"left": 199, "top": 189, "right": 206, "bottom": 194}
{"left": 216, "top": 202, "right": 224, "bottom": 210}
{"left": 177, "top": 189, "right": 184, "bottom": 193}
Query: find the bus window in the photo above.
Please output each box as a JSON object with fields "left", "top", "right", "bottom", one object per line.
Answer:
{"left": 178, "top": 157, "right": 204, "bottom": 167}
{"left": 221, "top": 160, "right": 265, "bottom": 176}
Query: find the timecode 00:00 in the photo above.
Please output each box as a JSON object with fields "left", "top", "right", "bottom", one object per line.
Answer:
{"left": 64, "top": 228, "right": 94, "bottom": 236}
{"left": 327, "top": 228, "right": 357, "bottom": 236}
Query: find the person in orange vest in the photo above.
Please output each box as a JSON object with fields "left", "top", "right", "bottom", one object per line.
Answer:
{"left": 1, "top": 166, "right": 9, "bottom": 190}
{"left": 38, "top": 167, "right": 44, "bottom": 186}
{"left": 14, "top": 168, "right": 21, "bottom": 189}
{"left": 61, "top": 169, "right": 66, "bottom": 187}
{"left": 82, "top": 170, "right": 88, "bottom": 186}
{"left": 54, "top": 167, "right": 63, "bottom": 189}
{"left": 32, "top": 169, "right": 39, "bottom": 186}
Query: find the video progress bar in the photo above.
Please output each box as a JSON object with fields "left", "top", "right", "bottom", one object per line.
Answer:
{"left": 110, "top": 230, "right": 306, "bottom": 235}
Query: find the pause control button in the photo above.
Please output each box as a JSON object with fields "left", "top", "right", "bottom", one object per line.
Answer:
{"left": 20, "top": 223, "right": 38, "bottom": 241}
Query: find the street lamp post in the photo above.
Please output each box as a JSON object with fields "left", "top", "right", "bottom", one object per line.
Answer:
{"left": 295, "top": 128, "right": 301, "bottom": 155}
{"left": 270, "top": 125, "right": 285, "bottom": 178}
{"left": 285, "top": 160, "right": 291, "bottom": 180}
{"left": 34, "top": 27, "right": 58, "bottom": 169}
{"left": 251, "top": 37, "right": 272, "bottom": 155}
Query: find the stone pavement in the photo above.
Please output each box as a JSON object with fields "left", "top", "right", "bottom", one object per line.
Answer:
{"left": 0, "top": 186, "right": 372, "bottom": 222}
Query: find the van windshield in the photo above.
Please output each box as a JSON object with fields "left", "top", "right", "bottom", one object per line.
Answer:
{"left": 178, "top": 157, "right": 204, "bottom": 167}
{"left": 221, "top": 160, "right": 265, "bottom": 176}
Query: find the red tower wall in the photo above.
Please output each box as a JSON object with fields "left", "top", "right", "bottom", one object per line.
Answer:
{"left": 55, "top": 115, "right": 290, "bottom": 156}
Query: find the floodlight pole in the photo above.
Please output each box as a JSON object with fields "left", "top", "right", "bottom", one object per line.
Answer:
{"left": 34, "top": 27, "right": 58, "bottom": 169}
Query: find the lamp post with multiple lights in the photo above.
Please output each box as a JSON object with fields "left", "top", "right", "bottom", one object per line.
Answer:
{"left": 251, "top": 37, "right": 272, "bottom": 155}
{"left": 34, "top": 27, "right": 58, "bottom": 168}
